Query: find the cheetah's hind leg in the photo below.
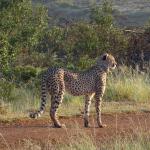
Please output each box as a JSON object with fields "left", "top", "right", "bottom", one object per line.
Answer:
{"left": 84, "top": 94, "right": 94, "bottom": 127}
{"left": 50, "top": 83, "right": 64, "bottom": 128}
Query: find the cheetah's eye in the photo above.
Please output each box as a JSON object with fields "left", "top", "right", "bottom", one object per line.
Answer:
{"left": 102, "top": 55, "right": 107, "bottom": 60}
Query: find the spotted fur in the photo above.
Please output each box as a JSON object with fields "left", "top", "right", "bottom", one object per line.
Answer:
{"left": 30, "top": 53, "right": 117, "bottom": 128}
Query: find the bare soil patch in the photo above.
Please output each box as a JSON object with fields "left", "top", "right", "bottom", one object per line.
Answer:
{"left": 0, "top": 112, "right": 150, "bottom": 149}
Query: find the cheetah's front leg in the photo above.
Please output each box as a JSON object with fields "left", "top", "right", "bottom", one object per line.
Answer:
{"left": 95, "top": 93, "right": 106, "bottom": 128}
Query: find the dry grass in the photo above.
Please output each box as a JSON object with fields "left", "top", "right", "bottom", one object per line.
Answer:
{"left": 105, "top": 66, "right": 150, "bottom": 102}
{"left": 1, "top": 123, "right": 149, "bottom": 150}
{"left": 0, "top": 101, "right": 150, "bottom": 123}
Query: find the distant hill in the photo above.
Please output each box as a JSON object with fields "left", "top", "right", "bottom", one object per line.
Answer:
{"left": 33, "top": 0, "right": 150, "bottom": 27}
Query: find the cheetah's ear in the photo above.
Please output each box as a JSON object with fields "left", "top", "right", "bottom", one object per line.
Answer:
{"left": 102, "top": 53, "right": 108, "bottom": 60}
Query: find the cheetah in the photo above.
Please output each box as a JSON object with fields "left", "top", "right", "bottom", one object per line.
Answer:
{"left": 30, "top": 53, "right": 117, "bottom": 128}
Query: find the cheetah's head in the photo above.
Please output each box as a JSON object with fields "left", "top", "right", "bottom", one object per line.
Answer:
{"left": 96, "top": 53, "right": 117, "bottom": 72}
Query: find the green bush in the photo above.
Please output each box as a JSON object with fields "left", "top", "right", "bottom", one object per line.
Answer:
{"left": 0, "top": 0, "right": 48, "bottom": 70}
{"left": 3, "top": 66, "right": 42, "bottom": 82}
{"left": 14, "top": 66, "right": 37, "bottom": 82}
{"left": 15, "top": 52, "right": 53, "bottom": 67}
{"left": 34, "top": 1, "right": 127, "bottom": 71}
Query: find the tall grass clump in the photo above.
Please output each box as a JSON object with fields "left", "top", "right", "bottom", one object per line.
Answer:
{"left": 17, "top": 127, "right": 150, "bottom": 150}
{"left": 9, "top": 84, "right": 40, "bottom": 113}
{"left": 105, "top": 66, "right": 150, "bottom": 102}
{"left": 56, "top": 131, "right": 97, "bottom": 150}
{"left": 0, "top": 78, "right": 40, "bottom": 116}
{"left": 59, "top": 93, "right": 84, "bottom": 116}
{"left": 101, "top": 132, "right": 150, "bottom": 150}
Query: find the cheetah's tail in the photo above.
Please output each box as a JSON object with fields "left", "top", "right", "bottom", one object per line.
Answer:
{"left": 29, "top": 74, "right": 47, "bottom": 119}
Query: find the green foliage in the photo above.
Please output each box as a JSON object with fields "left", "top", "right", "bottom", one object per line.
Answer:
{"left": 64, "top": 23, "right": 98, "bottom": 61}
{"left": 14, "top": 66, "right": 38, "bottom": 82}
{"left": 0, "top": 0, "right": 127, "bottom": 71}
{"left": 77, "top": 55, "right": 95, "bottom": 70}
{"left": 3, "top": 66, "right": 42, "bottom": 82}
{"left": 40, "top": 26, "right": 65, "bottom": 55}
{"left": 90, "top": 0, "right": 128, "bottom": 55}
{"left": 35, "top": 1, "right": 127, "bottom": 70}
{"left": 40, "top": 22, "right": 127, "bottom": 70}
{"left": 15, "top": 52, "right": 62, "bottom": 68}
{"left": 35, "top": 23, "right": 98, "bottom": 70}
{"left": 0, "top": 0, "right": 48, "bottom": 69}
{"left": 90, "top": 0, "right": 113, "bottom": 27}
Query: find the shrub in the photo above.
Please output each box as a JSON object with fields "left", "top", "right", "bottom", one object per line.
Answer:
{"left": 0, "top": 0, "right": 48, "bottom": 70}
{"left": 14, "top": 66, "right": 37, "bottom": 82}
{"left": 3, "top": 66, "right": 41, "bottom": 82}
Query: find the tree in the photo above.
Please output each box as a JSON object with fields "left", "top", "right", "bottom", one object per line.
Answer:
{"left": 90, "top": 0, "right": 128, "bottom": 56}
{"left": 0, "top": 0, "right": 48, "bottom": 70}
{"left": 90, "top": 0, "right": 113, "bottom": 28}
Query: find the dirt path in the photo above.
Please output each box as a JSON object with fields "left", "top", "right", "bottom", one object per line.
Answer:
{"left": 0, "top": 112, "right": 150, "bottom": 149}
